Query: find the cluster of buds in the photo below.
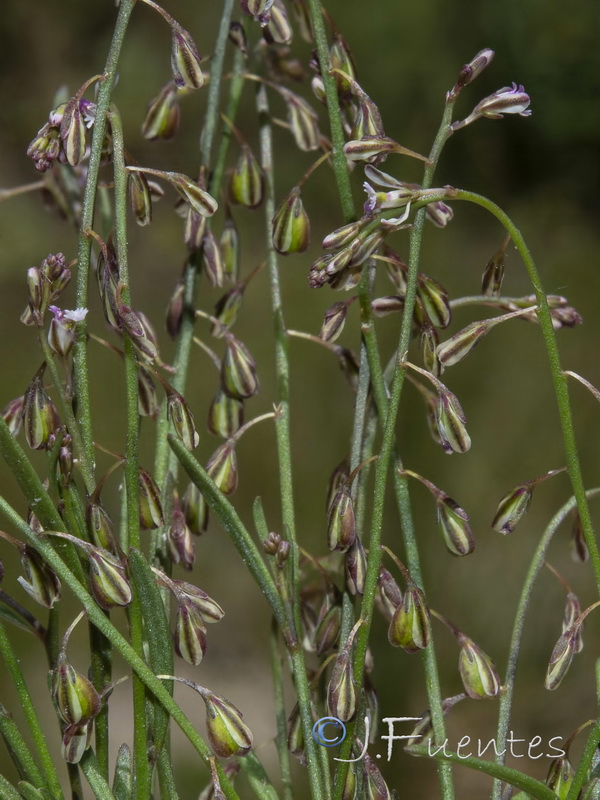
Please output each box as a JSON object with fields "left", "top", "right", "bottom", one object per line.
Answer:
{"left": 22, "top": 252, "right": 72, "bottom": 326}
{"left": 262, "top": 531, "right": 291, "bottom": 568}
{"left": 27, "top": 92, "right": 97, "bottom": 172}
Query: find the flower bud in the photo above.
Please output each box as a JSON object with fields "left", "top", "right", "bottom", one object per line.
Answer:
{"left": 241, "top": 0, "right": 274, "bottom": 22}
{"left": 420, "top": 324, "right": 441, "bottom": 376}
{"left": 544, "top": 627, "right": 577, "bottom": 691}
{"left": 183, "top": 482, "right": 209, "bottom": 534}
{"left": 62, "top": 722, "right": 93, "bottom": 764}
{"left": 229, "top": 145, "right": 264, "bottom": 209}
{"left": 202, "top": 228, "right": 225, "bottom": 288}
{"left": 327, "top": 486, "right": 356, "bottom": 552}
{"left": 315, "top": 603, "right": 341, "bottom": 655}
{"left": 280, "top": 89, "right": 320, "bottom": 151}
{"left": 546, "top": 756, "right": 574, "bottom": 799}
{"left": 228, "top": 21, "right": 248, "bottom": 54}
{"left": 474, "top": 82, "right": 532, "bottom": 119}
{"left": 221, "top": 336, "right": 259, "bottom": 399}
{"left": 18, "top": 546, "right": 61, "bottom": 608}
{"left": 172, "top": 579, "right": 224, "bottom": 623}
{"left": 166, "top": 171, "right": 218, "bottom": 217}
{"left": 287, "top": 702, "right": 305, "bottom": 764}
{"left": 23, "top": 363, "right": 61, "bottom": 450}
{"left": 435, "top": 387, "right": 471, "bottom": 454}
{"left": 57, "top": 434, "right": 73, "bottom": 485}
{"left": 117, "top": 301, "right": 158, "bottom": 364}
{"left": 272, "top": 187, "right": 310, "bottom": 254}
{"left": 426, "top": 201, "right": 454, "bottom": 228}
{"left": 167, "top": 387, "right": 199, "bottom": 450}
{"left": 184, "top": 206, "right": 207, "bottom": 252}
{"left": 129, "top": 169, "right": 152, "bottom": 226}
{"left": 342, "top": 762, "right": 358, "bottom": 800}
{"left": 174, "top": 597, "right": 207, "bottom": 664}
{"left": 264, "top": 0, "right": 292, "bottom": 44}
{"left": 378, "top": 567, "right": 402, "bottom": 619}
{"left": 60, "top": 98, "right": 87, "bottom": 167}
{"left": 436, "top": 496, "right": 474, "bottom": 556}
{"left": 138, "top": 468, "right": 164, "bottom": 529}
{"left": 326, "top": 458, "right": 350, "bottom": 512}
{"left": 1, "top": 395, "right": 25, "bottom": 437}
{"left": 206, "top": 442, "right": 238, "bottom": 495}
{"left": 322, "top": 221, "right": 364, "bottom": 251}
{"left": 482, "top": 234, "right": 509, "bottom": 297}
{"left": 388, "top": 582, "right": 430, "bottom": 652}
{"left": 344, "top": 136, "right": 428, "bottom": 166}
{"left": 327, "top": 648, "right": 356, "bottom": 722}
{"left": 87, "top": 501, "right": 115, "bottom": 550}
{"left": 348, "top": 231, "right": 384, "bottom": 268}
{"left": 417, "top": 274, "right": 451, "bottom": 328}
{"left": 142, "top": 81, "right": 180, "bottom": 141}
{"left": 319, "top": 301, "right": 349, "bottom": 343}
{"left": 220, "top": 212, "right": 241, "bottom": 283}
{"left": 364, "top": 754, "right": 391, "bottom": 800}
{"left": 345, "top": 536, "right": 367, "bottom": 596}
{"left": 208, "top": 390, "right": 244, "bottom": 438}
{"left": 491, "top": 483, "right": 532, "bottom": 534}
{"left": 171, "top": 25, "right": 205, "bottom": 90}
{"left": 201, "top": 690, "right": 253, "bottom": 758}
{"left": 52, "top": 621, "right": 101, "bottom": 727}
{"left": 458, "top": 636, "right": 500, "bottom": 698}
{"left": 165, "top": 279, "right": 185, "bottom": 340}
{"left": 371, "top": 296, "right": 404, "bottom": 317}
{"left": 563, "top": 593, "right": 584, "bottom": 653}
{"left": 452, "top": 49, "right": 495, "bottom": 94}
{"left": 168, "top": 506, "right": 196, "bottom": 570}
{"left": 88, "top": 547, "right": 132, "bottom": 610}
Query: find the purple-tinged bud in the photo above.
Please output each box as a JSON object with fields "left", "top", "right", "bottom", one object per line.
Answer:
{"left": 426, "top": 201, "right": 454, "bottom": 228}
{"left": 171, "top": 25, "right": 205, "bottom": 90}
{"left": 458, "top": 636, "right": 500, "bottom": 698}
{"left": 201, "top": 690, "right": 253, "bottom": 758}
{"left": 206, "top": 442, "right": 238, "bottom": 495}
{"left": 348, "top": 231, "right": 384, "bottom": 267}
{"left": 322, "top": 221, "right": 364, "bottom": 251}
{"left": 228, "top": 21, "right": 248, "bottom": 55}
{"left": 326, "top": 458, "right": 350, "bottom": 512}
{"left": 27, "top": 123, "right": 61, "bottom": 172}
{"left": 208, "top": 389, "right": 244, "bottom": 438}
{"left": 220, "top": 212, "right": 241, "bottom": 284}
{"left": 327, "top": 486, "right": 356, "bottom": 552}
{"left": 341, "top": 762, "right": 358, "bottom": 800}
{"left": 420, "top": 324, "right": 441, "bottom": 376}
{"left": 47, "top": 306, "right": 87, "bottom": 357}
{"left": 229, "top": 145, "right": 264, "bottom": 209}
{"left": 138, "top": 468, "right": 164, "bottom": 529}
{"left": 378, "top": 567, "right": 402, "bottom": 620}
{"left": 184, "top": 206, "right": 207, "bottom": 252}
{"left": 323, "top": 239, "right": 362, "bottom": 277}
{"left": 436, "top": 496, "right": 474, "bottom": 556}
{"left": 202, "top": 228, "right": 225, "bottom": 288}
{"left": 167, "top": 387, "right": 199, "bottom": 450}
{"left": 221, "top": 335, "right": 259, "bottom": 399}
{"left": 451, "top": 48, "right": 495, "bottom": 96}
{"left": 563, "top": 593, "right": 584, "bottom": 653}
{"left": 344, "top": 136, "right": 429, "bottom": 166}
{"left": 482, "top": 234, "right": 509, "bottom": 297}
{"left": 434, "top": 385, "right": 471, "bottom": 454}
{"left": 170, "top": 579, "right": 224, "bottom": 622}
{"left": 545, "top": 627, "right": 577, "bottom": 690}
{"left": 117, "top": 300, "right": 158, "bottom": 364}
{"left": 315, "top": 603, "right": 342, "bottom": 655}
{"left": 129, "top": 169, "right": 152, "bottom": 226}
{"left": 212, "top": 286, "right": 244, "bottom": 335}
{"left": 165, "top": 279, "right": 185, "bottom": 339}
{"left": 363, "top": 181, "right": 416, "bottom": 215}
{"left": 280, "top": 89, "right": 320, "bottom": 151}
{"left": 276, "top": 540, "right": 290, "bottom": 567}
{"left": 22, "top": 363, "right": 61, "bottom": 451}
{"left": 27, "top": 268, "right": 46, "bottom": 324}
{"left": 168, "top": 507, "right": 196, "bottom": 570}
{"left": 570, "top": 511, "right": 588, "bottom": 563}
{"left": 174, "top": 597, "right": 207, "bottom": 664}
{"left": 164, "top": 171, "right": 218, "bottom": 217}
{"left": 18, "top": 546, "right": 61, "bottom": 608}
{"left": 371, "top": 295, "right": 404, "bottom": 317}
{"left": 320, "top": 301, "right": 350, "bottom": 343}
{"left": 417, "top": 274, "right": 451, "bottom": 328}
{"left": 550, "top": 305, "right": 583, "bottom": 329}
{"left": 88, "top": 547, "right": 132, "bottom": 610}
{"left": 142, "top": 81, "right": 180, "bottom": 141}
{"left": 264, "top": 0, "right": 293, "bottom": 44}
{"left": 241, "top": 0, "right": 274, "bottom": 23}
{"left": 59, "top": 98, "right": 87, "bottom": 167}
{"left": 62, "top": 722, "right": 93, "bottom": 764}
{"left": 52, "top": 618, "right": 101, "bottom": 727}
{"left": 546, "top": 757, "right": 574, "bottom": 799}
{"left": 491, "top": 483, "right": 533, "bottom": 534}
{"left": 138, "top": 365, "right": 159, "bottom": 419}
{"left": 263, "top": 531, "right": 281, "bottom": 555}
{"left": 1, "top": 395, "right": 25, "bottom": 437}
{"left": 272, "top": 187, "right": 310, "bottom": 254}
{"left": 438, "top": 307, "right": 533, "bottom": 367}
{"left": 388, "top": 582, "right": 430, "bottom": 652}
{"left": 183, "top": 482, "right": 209, "bottom": 535}
{"left": 364, "top": 754, "right": 391, "bottom": 800}
{"left": 87, "top": 501, "right": 115, "bottom": 551}
{"left": 453, "top": 82, "right": 532, "bottom": 130}
{"left": 327, "top": 648, "right": 356, "bottom": 722}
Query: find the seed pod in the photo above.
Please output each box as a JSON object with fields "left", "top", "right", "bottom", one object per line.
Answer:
{"left": 264, "top": 0, "right": 292, "bottom": 44}
{"left": 326, "top": 458, "right": 350, "bottom": 512}
{"left": 420, "top": 324, "right": 441, "bottom": 376}
{"left": 229, "top": 145, "right": 264, "bottom": 209}
{"left": 184, "top": 206, "right": 207, "bottom": 252}
{"left": 167, "top": 387, "right": 199, "bottom": 450}
{"left": 458, "top": 637, "right": 500, "bottom": 698}
{"left": 327, "top": 647, "right": 356, "bottom": 722}
{"left": 315, "top": 602, "right": 341, "bottom": 655}
{"left": 173, "top": 580, "right": 224, "bottom": 622}
{"left": 482, "top": 234, "right": 509, "bottom": 297}
{"left": 491, "top": 483, "right": 533, "bottom": 534}
{"left": 138, "top": 366, "right": 159, "bottom": 419}
{"left": 228, "top": 21, "right": 248, "bottom": 54}
{"left": 52, "top": 620, "right": 101, "bottom": 727}
{"left": 202, "top": 228, "right": 225, "bottom": 288}
{"left": 435, "top": 388, "right": 471, "bottom": 454}
{"left": 221, "top": 336, "right": 259, "bottom": 399}
{"left": 168, "top": 507, "right": 196, "bottom": 570}
{"left": 287, "top": 702, "right": 305, "bottom": 764}
{"left": 129, "top": 169, "right": 152, "bottom": 226}
{"left": 417, "top": 274, "right": 451, "bottom": 328}
{"left": 88, "top": 547, "right": 132, "bottom": 610}
{"left": 272, "top": 186, "right": 310, "bottom": 254}
{"left": 436, "top": 496, "right": 474, "bottom": 556}
{"left": 343, "top": 136, "right": 401, "bottom": 164}
{"left": 546, "top": 756, "right": 574, "bottom": 799}
{"left": 167, "top": 171, "right": 218, "bottom": 217}
{"left": 453, "top": 48, "right": 495, "bottom": 94}
{"left": 18, "top": 546, "right": 61, "bottom": 608}
{"left": 345, "top": 536, "right": 367, "bottom": 595}
{"left": 212, "top": 286, "right": 244, "bottom": 336}
{"left": 62, "top": 722, "right": 92, "bottom": 764}
{"left": 320, "top": 301, "right": 349, "bottom": 343}
{"left": 142, "top": 81, "right": 180, "bottom": 140}
{"left": 388, "top": 582, "right": 430, "bottom": 652}
{"left": 208, "top": 389, "right": 244, "bottom": 438}
{"left": 322, "top": 221, "right": 364, "bottom": 251}
{"left": 1, "top": 395, "right": 25, "bottom": 437}
{"left": 220, "top": 212, "right": 241, "bottom": 283}
{"left": 201, "top": 690, "right": 253, "bottom": 758}
{"left": 171, "top": 25, "right": 205, "bottom": 90}
{"left": 206, "top": 442, "right": 238, "bottom": 495}
{"left": 138, "top": 468, "right": 164, "bottom": 529}
{"left": 183, "top": 482, "right": 209, "bottom": 534}
{"left": 280, "top": 89, "right": 320, "bottom": 151}
{"left": 378, "top": 567, "right": 403, "bottom": 619}
{"left": 426, "top": 201, "right": 454, "bottom": 228}
{"left": 60, "top": 98, "right": 87, "bottom": 167}
{"left": 87, "top": 501, "right": 115, "bottom": 550}
{"left": 118, "top": 302, "right": 158, "bottom": 364}
{"left": 174, "top": 598, "right": 207, "bottom": 664}
{"left": 364, "top": 754, "right": 391, "bottom": 800}
{"left": 348, "top": 231, "right": 384, "bottom": 268}
{"left": 371, "top": 296, "right": 404, "bottom": 317}
{"left": 23, "top": 363, "right": 61, "bottom": 450}
{"left": 545, "top": 627, "right": 577, "bottom": 691}
{"left": 562, "top": 593, "right": 584, "bottom": 653}
{"left": 327, "top": 486, "right": 356, "bottom": 552}
{"left": 241, "top": 0, "right": 274, "bottom": 22}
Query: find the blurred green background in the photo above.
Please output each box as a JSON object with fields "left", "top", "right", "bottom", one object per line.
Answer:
{"left": 1, "top": 0, "right": 599, "bottom": 797}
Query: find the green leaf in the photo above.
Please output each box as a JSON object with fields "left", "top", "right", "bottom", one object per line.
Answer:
{"left": 112, "top": 744, "right": 132, "bottom": 800}
{"left": 0, "top": 774, "right": 22, "bottom": 800}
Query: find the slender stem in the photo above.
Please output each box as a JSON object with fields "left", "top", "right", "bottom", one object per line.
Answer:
{"left": 0, "top": 620, "right": 64, "bottom": 800}
{"left": 565, "top": 717, "right": 600, "bottom": 800}
{"left": 0, "top": 701, "right": 45, "bottom": 788}
{"left": 269, "top": 618, "right": 293, "bottom": 800}
{"left": 257, "top": 83, "right": 324, "bottom": 800}
{"left": 73, "top": 0, "right": 137, "bottom": 474}
{"left": 0, "top": 180, "right": 45, "bottom": 201}
{"left": 110, "top": 108, "right": 150, "bottom": 800}
{"left": 80, "top": 749, "right": 117, "bottom": 800}
{"left": 452, "top": 189, "right": 600, "bottom": 594}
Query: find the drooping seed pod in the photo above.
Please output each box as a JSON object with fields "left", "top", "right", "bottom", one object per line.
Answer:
{"left": 52, "top": 617, "right": 101, "bottom": 727}
{"left": 202, "top": 228, "right": 225, "bottom": 288}
{"left": 320, "top": 301, "right": 350, "bottom": 343}
{"left": 208, "top": 389, "right": 244, "bottom": 438}
{"left": 167, "top": 387, "right": 199, "bottom": 450}
{"left": 562, "top": 593, "right": 584, "bottom": 653}
{"left": 229, "top": 145, "right": 264, "bottom": 209}
{"left": 417, "top": 273, "right": 451, "bottom": 328}
{"left": 435, "top": 387, "right": 471, "bottom": 454}
{"left": 168, "top": 506, "right": 196, "bottom": 570}
{"left": 166, "top": 171, "right": 219, "bottom": 217}
{"left": 341, "top": 762, "right": 358, "bottom": 800}
{"left": 482, "top": 234, "right": 509, "bottom": 297}
{"left": 59, "top": 97, "right": 87, "bottom": 167}
{"left": 137, "top": 366, "right": 159, "bottom": 419}
{"left": 62, "top": 721, "right": 93, "bottom": 764}
{"left": 117, "top": 301, "right": 158, "bottom": 364}
{"left": 174, "top": 597, "right": 207, "bottom": 664}
{"left": 280, "top": 89, "right": 320, "bottom": 151}
{"left": 329, "top": 34, "right": 356, "bottom": 96}
{"left": 345, "top": 536, "right": 367, "bottom": 596}
{"left": 212, "top": 286, "right": 244, "bottom": 336}
{"left": 182, "top": 482, "right": 209, "bottom": 534}
{"left": 315, "top": 602, "right": 342, "bottom": 656}
{"left": 335, "top": 346, "right": 360, "bottom": 392}
{"left": 371, "top": 296, "right": 404, "bottom": 317}
{"left": 221, "top": 336, "right": 259, "bottom": 399}
{"left": 17, "top": 546, "right": 61, "bottom": 608}
{"left": 138, "top": 468, "right": 164, "bottom": 529}
{"left": 491, "top": 483, "right": 533, "bottom": 534}
{"left": 142, "top": 81, "right": 180, "bottom": 141}
{"left": 420, "top": 324, "right": 441, "bottom": 376}
{"left": 286, "top": 702, "right": 305, "bottom": 764}
{"left": 228, "top": 21, "right": 248, "bottom": 55}
{"left": 1, "top": 395, "right": 25, "bottom": 437}
{"left": 436, "top": 496, "right": 474, "bottom": 556}
{"left": 545, "top": 756, "right": 574, "bottom": 799}
{"left": 263, "top": 0, "right": 293, "bottom": 44}
{"left": 327, "top": 485, "right": 356, "bottom": 552}
{"left": 327, "top": 647, "right": 356, "bottom": 722}
{"left": 272, "top": 186, "right": 310, "bottom": 254}
{"left": 128, "top": 168, "right": 152, "bottom": 226}
{"left": 388, "top": 582, "right": 430, "bottom": 653}
{"left": 220, "top": 211, "right": 241, "bottom": 283}
{"left": 165, "top": 279, "right": 185, "bottom": 339}
{"left": 201, "top": 690, "right": 253, "bottom": 758}
{"left": 458, "top": 636, "right": 500, "bottom": 699}
{"left": 569, "top": 511, "right": 588, "bottom": 563}
{"left": 87, "top": 547, "right": 132, "bottom": 610}
{"left": 378, "top": 567, "right": 403, "bottom": 619}
{"left": 57, "top": 433, "right": 73, "bottom": 487}
{"left": 172, "top": 579, "right": 225, "bottom": 623}
{"left": 544, "top": 626, "right": 578, "bottom": 691}
{"left": 87, "top": 500, "right": 115, "bottom": 550}
{"left": 171, "top": 25, "right": 205, "bottom": 90}
{"left": 241, "top": 0, "right": 274, "bottom": 22}
{"left": 206, "top": 442, "right": 238, "bottom": 495}
{"left": 22, "top": 363, "right": 61, "bottom": 450}
{"left": 326, "top": 458, "right": 350, "bottom": 512}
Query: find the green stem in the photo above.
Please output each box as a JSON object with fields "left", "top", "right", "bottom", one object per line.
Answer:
{"left": 257, "top": 83, "right": 325, "bottom": 800}
{"left": 269, "top": 618, "right": 293, "bottom": 800}
{"left": 73, "top": 0, "right": 137, "bottom": 474}
{"left": 0, "top": 702, "right": 45, "bottom": 788}
{"left": 565, "top": 715, "right": 600, "bottom": 800}
{"left": 452, "top": 189, "right": 600, "bottom": 594}
{"left": 110, "top": 108, "right": 149, "bottom": 800}
{"left": 0, "top": 620, "right": 64, "bottom": 800}
{"left": 492, "top": 488, "right": 600, "bottom": 800}
{"left": 80, "top": 749, "right": 117, "bottom": 800}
